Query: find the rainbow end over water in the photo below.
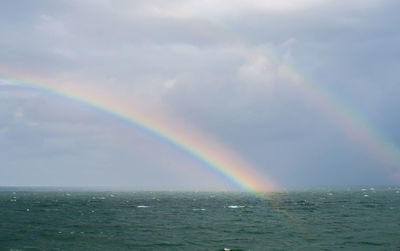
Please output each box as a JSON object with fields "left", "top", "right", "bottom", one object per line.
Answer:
{"left": 0, "top": 73, "right": 277, "bottom": 193}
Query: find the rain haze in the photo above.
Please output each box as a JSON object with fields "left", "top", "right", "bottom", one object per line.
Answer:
{"left": 1, "top": 0, "right": 400, "bottom": 190}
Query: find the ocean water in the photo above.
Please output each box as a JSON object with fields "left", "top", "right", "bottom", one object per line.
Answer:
{"left": 1, "top": 188, "right": 400, "bottom": 250}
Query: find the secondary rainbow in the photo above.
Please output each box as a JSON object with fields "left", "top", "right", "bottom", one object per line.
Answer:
{"left": 205, "top": 18, "right": 400, "bottom": 174}
{"left": 0, "top": 73, "right": 277, "bottom": 192}
{"left": 281, "top": 64, "right": 400, "bottom": 174}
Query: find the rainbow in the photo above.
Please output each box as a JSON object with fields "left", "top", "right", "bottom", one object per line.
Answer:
{"left": 210, "top": 21, "right": 400, "bottom": 175}
{"left": 0, "top": 72, "right": 277, "bottom": 192}
{"left": 2, "top": 62, "right": 400, "bottom": 191}
{"left": 281, "top": 65, "right": 400, "bottom": 174}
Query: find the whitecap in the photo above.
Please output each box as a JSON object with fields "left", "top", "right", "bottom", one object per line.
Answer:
{"left": 228, "top": 205, "right": 245, "bottom": 208}
{"left": 136, "top": 205, "right": 149, "bottom": 208}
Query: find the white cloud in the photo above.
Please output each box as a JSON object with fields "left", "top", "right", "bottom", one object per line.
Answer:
{"left": 13, "top": 109, "right": 24, "bottom": 120}
{"left": 127, "top": 0, "right": 327, "bottom": 19}
{"left": 238, "top": 54, "right": 277, "bottom": 85}
{"left": 163, "top": 78, "right": 177, "bottom": 89}
{"left": 35, "top": 14, "right": 68, "bottom": 37}
{"left": 0, "top": 79, "right": 18, "bottom": 86}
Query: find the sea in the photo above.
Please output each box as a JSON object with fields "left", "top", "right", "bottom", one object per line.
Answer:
{"left": 1, "top": 188, "right": 400, "bottom": 250}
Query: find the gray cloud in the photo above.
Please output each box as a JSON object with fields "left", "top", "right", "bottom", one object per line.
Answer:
{"left": 1, "top": 0, "right": 399, "bottom": 188}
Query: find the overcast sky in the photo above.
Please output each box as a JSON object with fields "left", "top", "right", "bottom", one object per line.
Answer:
{"left": 1, "top": 0, "right": 399, "bottom": 189}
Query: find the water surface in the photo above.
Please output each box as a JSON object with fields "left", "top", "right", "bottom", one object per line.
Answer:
{"left": 1, "top": 188, "right": 399, "bottom": 250}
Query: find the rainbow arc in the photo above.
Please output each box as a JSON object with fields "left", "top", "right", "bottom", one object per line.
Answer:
{"left": 0, "top": 73, "right": 277, "bottom": 192}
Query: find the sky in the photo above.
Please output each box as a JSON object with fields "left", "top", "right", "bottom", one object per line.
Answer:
{"left": 1, "top": 0, "right": 400, "bottom": 190}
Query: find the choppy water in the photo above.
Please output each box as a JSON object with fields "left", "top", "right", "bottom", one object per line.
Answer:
{"left": 1, "top": 188, "right": 400, "bottom": 250}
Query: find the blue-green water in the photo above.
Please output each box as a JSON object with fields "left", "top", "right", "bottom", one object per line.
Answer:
{"left": 1, "top": 188, "right": 400, "bottom": 250}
